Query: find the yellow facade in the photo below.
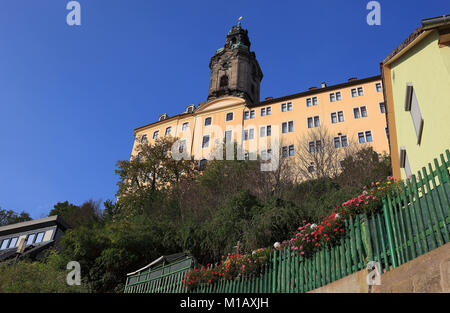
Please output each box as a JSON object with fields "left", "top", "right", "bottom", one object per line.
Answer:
{"left": 382, "top": 21, "right": 450, "bottom": 180}
{"left": 132, "top": 76, "right": 389, "bottom": 163}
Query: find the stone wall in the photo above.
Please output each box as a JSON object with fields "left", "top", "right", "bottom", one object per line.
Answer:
{"left": 308, "top": 242, "right": 450, "bottom": 293}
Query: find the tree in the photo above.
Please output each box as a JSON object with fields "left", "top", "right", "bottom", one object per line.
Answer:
{"left": 0, "top": 208, "right": 32, "bottom": 226}
{"left": 49, "top": 200, "right": 103, "bottom": 228}
{"left": 294, "top": 126, "right": 361, "bottom": 181}
{"left": 115, "top": 136, "right": 199, "bottom": 216}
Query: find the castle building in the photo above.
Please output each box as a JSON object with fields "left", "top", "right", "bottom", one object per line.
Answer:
{"left": 131, "top": 23, "right": 389, "bottom": 169}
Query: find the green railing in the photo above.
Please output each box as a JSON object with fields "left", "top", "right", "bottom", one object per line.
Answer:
{"left": 124, "top": 257, "right": 194, "bottom": 293}
{"left": 188, "top": 149, "right": 450, "bottom": 293}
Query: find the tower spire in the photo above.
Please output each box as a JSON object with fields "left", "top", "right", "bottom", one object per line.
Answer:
{"left": 207, "top": 22, "right": 263, "bottom": 105}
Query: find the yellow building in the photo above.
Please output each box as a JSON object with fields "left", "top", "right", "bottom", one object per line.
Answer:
{"left": 382, "top": 15, "right": 450, "bottom": 180}
{"left": 132, "top": 23, "right": 389, "bottom": 171}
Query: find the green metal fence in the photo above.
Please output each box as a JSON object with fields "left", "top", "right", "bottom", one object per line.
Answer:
{"left": 189, "top": 149, "right": 450, "bottom": 293}
{"left": 124, "top": 256, "right": 194, "bottom": 293}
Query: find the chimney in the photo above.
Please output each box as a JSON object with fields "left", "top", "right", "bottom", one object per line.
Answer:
{"left": 321, "top": 82, "right": 327, "bottom": 88}
{"left": 265, "top": 96, "right": 273, "bottom": 101}
{"left": 309, "top": 87, "right": 317, "bottom": 90}
{"left": 348, "top": 77, "right": 357, "bottom": 82}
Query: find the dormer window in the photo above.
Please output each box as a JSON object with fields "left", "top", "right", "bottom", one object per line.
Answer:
{"left": 159, "top": 113, "right": 168, "bottom": 121}
{"left": 186, "top": 105, "right": 195, "bottom": 114}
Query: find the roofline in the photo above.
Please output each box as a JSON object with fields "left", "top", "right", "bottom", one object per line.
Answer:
{"left": 422, "top": 14, "right": 450, "bottom": 30}
{"left": 0, "top": 215, "right": 70, "bottom": 235}
{"left": 133, "top": 75, "right": 381, "bottom": 134}
{"left": 251, "top": 75, "right": 381, "bottom": 108}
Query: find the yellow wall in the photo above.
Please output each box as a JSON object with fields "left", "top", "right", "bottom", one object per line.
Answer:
{"left": 132, "top": 78, "right": 388, "bottom": 162}
{"left": 387, "top": 30, "right": 450, "bottom": 179}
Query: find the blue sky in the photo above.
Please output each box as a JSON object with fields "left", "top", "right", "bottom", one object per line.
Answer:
{"left": 0, "top": 0, "right": 448, "bottom": 218}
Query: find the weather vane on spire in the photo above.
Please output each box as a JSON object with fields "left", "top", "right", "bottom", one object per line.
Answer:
{"left": 238, "top": 16, "right": 243, "bottom": 26}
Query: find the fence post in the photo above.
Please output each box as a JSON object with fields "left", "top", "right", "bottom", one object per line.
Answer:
{"left": 382, "top": 197, "right": 398, "bottom": 268}
{"left": 272, "top": 250, "right": 277, "bottom": 293}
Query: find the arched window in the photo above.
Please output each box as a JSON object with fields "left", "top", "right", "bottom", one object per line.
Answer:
{"left": 220, "top": 75, "right": 229, "bottom": 88}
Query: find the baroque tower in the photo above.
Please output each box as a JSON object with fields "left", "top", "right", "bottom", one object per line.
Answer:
{"left": 207, "top": 22, "right": 263, "bottom": 105}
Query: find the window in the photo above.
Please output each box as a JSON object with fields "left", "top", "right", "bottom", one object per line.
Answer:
{"left": 334, "top": 135, "right": 348, "bottom": 148}
{"left": 226, "top": 112, "right": 234, "bottom": 121}
{"left": 244, "top": 152, "right": 249, "bottom": 161}
{"left": 220, "top": 75, "right": 229, "bottom": 88}
{"left": 404, "top": 83, "right": 424, "bottom": 144}
{"left": 152, "top": 130, "right": 159, "bottom": 139}
{"left": 281, "top": 102, "right": 293, "bottom": 112}
{"left": 358, "top": 87, "right": 364, "bottom": 96}
{"left": 307, "top": 117, "right": 313, "bottom": 128}
{"left": 202, "top": 135, "right": 210, "bottom": 148}
{"left": 204, "top": 117, "right": 212, "bottom": 126}
{"left": 308, "top": 141, "right": 321, "bottom": 153}
{"left": 282, "top": 145, "right": 294, "bottom": 157}
{"left": 35, "top": 232, "right": 44, "bottom": 244}
{"left": 341, "top": 135, "right": 348, "bottom": 147}
{"left": 365, "top": 131, "right": 373, "bottom": 142}
{"left": 165, "top": 127, "right": 172, "bottom": 136}
{"left": 199, "top": 159, "right": 208, "bottom": 171}
{"left": 361, "top": 106, "right": 367, "bottom": 117}
{"left": 330, "top": 93, "right": 335, "bottom": 102}
{"left": 289, "top": 145, "right": 295, "bottom": 156}
{"left": 351, "top": 87, "right": 363, "bottom": 97}
{"left": 245, "top": 110, "right": 255, "bottom": 120}
{"left": 334, "top": 136, "right": 340, "bottom": 148}
{"left": 376, "top": 83, "right": 382, "bottom": 92}
{"left": 182, "top": 122, "right": 189, "bottom": 131}
{"left": 358, "top": 132, "right": 365, "bottom": 143}
{"left": 224, "top": 130, "right": 232, "bottom": 144}
{"left": 399, "top": 147, "right": 412, "bottom": 178}
{"left": 27, "top": 234, "right": 36, "bottom": 245}
{"left": 140, "top": 134, "right": 148, "bottom": 143}
{"left": 243, "top": 129, "right": 254, "bottom": 140}
{"left": 1, "top": 239, "right": 10, "bottom": 250}
{"left": 261, "top": 106, "right": 272, "bottom": 116}
{"left": 307, "top": 164, "right": 315, "bottom": 173}
{"left": 260, "top": 125, "right": 272, "bottom": 137}
{"left": 331, "top": 111, "right": 344, "bottom": 124}
{"left": 385, "top": 127, "right": 389, "bottom": 139}
{"left": 354, "top": 106, "right": 367, "bottom": 118}
{"left": 186, "top": 105, "right": 195, "bottom": 113}
{"left": 282, "top": 121, "right": 294, "bottom": 133}
{"left": 306, "top": 97, "right": 318, "bottom": 107}
{"left": 379, "top": 102, "right": 386, "bottom": 114}
{"left": 358, "top": 131, "right": 373, "bottom": 143}
{"left": 314, "top": 116, "right": 320, "bottom": 127}
{"left": 329, "top": 92, "right": 341, "bottom": 102}
{"left": 8, "top": 237, "right": 18, "bottom": 248}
